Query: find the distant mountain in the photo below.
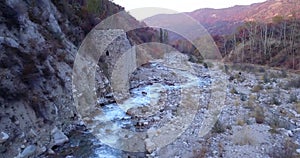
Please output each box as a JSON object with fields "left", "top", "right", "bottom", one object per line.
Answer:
{"left": 144, "top": 0, "right": 300, "bottom": 37}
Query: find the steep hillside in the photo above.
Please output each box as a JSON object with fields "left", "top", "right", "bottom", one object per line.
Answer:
{"left": 144, "top": 0, "right": 300, "bottom": 70}
{"left": 216, "top": 20, "right": 300, "bottom": 70}
{"left": 145, "top": 0, "right": 300, "bottom": 36}
{"left": 0, "top": 0, "right": 158, "bottom": 157}
{"left": 189, "top": 0, "right": 300, "bottom": 23}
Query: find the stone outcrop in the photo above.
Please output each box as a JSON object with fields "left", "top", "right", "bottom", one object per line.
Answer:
{"left": 73, "top": 28, "right": 137, "bottom": 125}
{"left": 0, "top": 0, "right": 128, "bottom": 157}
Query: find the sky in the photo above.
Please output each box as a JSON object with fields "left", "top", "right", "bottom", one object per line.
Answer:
{"left": 113, "top": 0, "right": 267, "bottom": 20}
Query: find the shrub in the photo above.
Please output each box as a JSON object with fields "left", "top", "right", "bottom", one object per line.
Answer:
{"left": 193, "top": 146, "right": 208, "bottom": 158}
{"left": 267, "top": 112, "right": 291, "bottom": 130}
{"left": 295, "top": 102, "right": 300, "bottom": 114}
{"left": 98, "top": 58, "right": 109, "bottom": 77}
{"left": 233, "top": 72, "right": 245, "bottom": 82}
{"left": 240, "top": 93, "right": 247, "bottom": 101}
{"left": 232, "top": 126, "right": 263, "bottom": 146}
{"left": 203, "top": 62, "right": 214, "bottom": 68}
{"left": 270, "top": 95, "right": 281, "bottom": 106}
{"left": 237, "top": 119, "right": 245, "bottom": 126}
{"left": 252, "top": 84, "right": 263, "bottom": 92}
{"left": 247, "top": 95, "right": 257, "bottom": 109}
{"left": 21, "top": 62, "right": 40, "bottom": 84}
{"left": 289, "top": 93, "right": 298, "bottom": 103}
{"left": 268, "top": 138, "right": 298, "bottom": 158}
{"left": 203, "top": 62, "right": 208, "bottom": 68}
{"left": 228, "top": 76, "right": 234, "bottom": 82}
{"left": 212, "top": 120, "right": 226, "bottom": 134}
{"left": 262, "top": 72, "right": 270, "bottom": 83}
{"left": 224, "top": 64, "right": 229, "bottom": 73}
{"left": 230, "top": 87, "right": 238, "bottom": 94}
{"left": 57, "top": 53, "right": 66, "bottom": 62}
{"left": 234, "top": 99, "right": 240, "bottom": 106}
{"left": 286, "top": 77, "right": 300, "bottom": 89}
{"left": 259, "top": 67, "right": 265, "bottom": 73}
{"left": 249, "top": 94, "right": 257, "bottom": 101}
{"left": 188, "top": 55, "right": 202, "bottom": 63}
{"left": 280, "top": 70, "right": 287, "bottom": 78}
{"left": 86, "top": 0, "right": 103, "bottom": 14}
{"left": 253, "top": 106, "right": 264, "bottom": 124}
{"left": 269, "top": 72, "right": 278, "bottom": 79}
{"left": 22, "top": 63, "right": 38, "bottom": 76}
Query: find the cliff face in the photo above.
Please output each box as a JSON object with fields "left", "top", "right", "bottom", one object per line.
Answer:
{"left": 0, "top": 0, "right": 128, "bottom": 157}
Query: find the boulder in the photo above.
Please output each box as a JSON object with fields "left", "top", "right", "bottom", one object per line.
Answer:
{"left": 51, "top": 127, "right": 69, "bottom": 146}
{"left": 0, "top": 132, "right": 9, "bottom": 144}
{"left": 17, "top": 145, "right": 36, "bottom": 158}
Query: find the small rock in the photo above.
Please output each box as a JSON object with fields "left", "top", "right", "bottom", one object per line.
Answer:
{"left": 19, "top": 132, "right": 25, "bottom": 139}
{"left": 38, "top": 146, "right": 47, "bottom": 153}
{"left": 51, "top": 127, "right": 69, "bottom": 146}
{"left": 47, "top": 148, "right": 55, "bottom": 155}
{"left": 150, "top": 152, "right": 156, "bottom": 157}
{"left": 213, "top": 150, "right": 218, "bottom": 155}
{"left": 137, "top": 122, "right": 142, "bottom": 126}
{"left": 0, "top": 132, "right": 9, "bottom": 144}
{"left": 20, "top": 145, "right": 25, "bottom": 149}
{"left": 281, "top": 129, "right": 294, "bottom": 137}
{"left": 296, "top": 149, "right": 300, "bottom": 154}
{"left": 145, "top": 139, "right": 156, "bottom": 153}
{"left": 142, "top": 91, "right": 147, "bottom": 96}
{"left": 153, "top": 116, "right": 160, "bottom": 121}
{"left": 78, "top": 120, "right": 85, "bottom": 126}
{"left": 287, "top": 130, "right": 294, "bottom": 137}
{"left": 29, "top": 129, "right": 38, "bottom": 137}
{"left": 18, "top": 145, "right": 36, "bottom": 158}
{"left": 292, "top": 128, "right": 300, "bottom": 133}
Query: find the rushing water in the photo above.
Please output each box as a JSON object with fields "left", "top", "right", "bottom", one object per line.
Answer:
{"left": 52, "top": 52, "right": 212, "bottom": 157}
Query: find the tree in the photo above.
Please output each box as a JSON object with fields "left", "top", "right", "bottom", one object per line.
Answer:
{"left": 159, "top": 28, "right": 168, "bottom": 44}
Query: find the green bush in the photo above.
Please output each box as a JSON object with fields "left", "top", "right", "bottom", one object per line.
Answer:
{"left": 87, "top": 0, "right": 103, "bottom": 14}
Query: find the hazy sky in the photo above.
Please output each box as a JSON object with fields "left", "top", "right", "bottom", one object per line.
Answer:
{"left": 113, "top": 0, "right": 267, "bottom": 20}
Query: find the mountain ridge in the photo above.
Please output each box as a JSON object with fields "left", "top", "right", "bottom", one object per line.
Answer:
{"left": 144, "top": 0, "right": 300, "bottom": 36}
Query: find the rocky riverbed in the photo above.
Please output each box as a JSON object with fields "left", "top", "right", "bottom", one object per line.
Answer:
{"left": 0, "top": 0, "right": 300, "bottom": 157}
{"left": 49, "top": 52, "right": 300, "bottom": 158}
